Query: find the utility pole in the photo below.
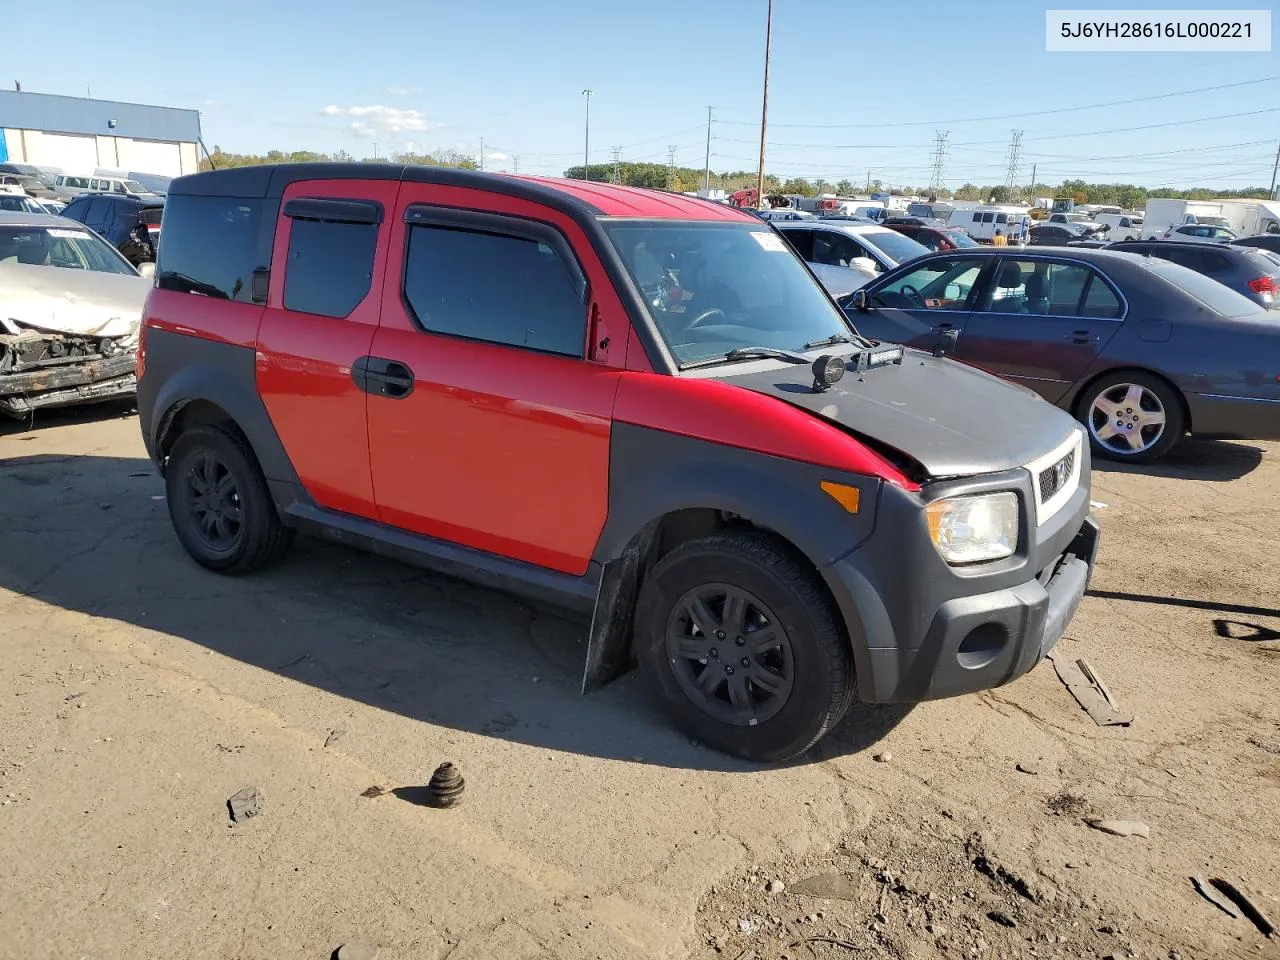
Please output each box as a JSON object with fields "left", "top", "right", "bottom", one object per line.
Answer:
{"left": 667, "top": 145, "right": 678, "bottom": 190}
{"left": 928, "top": 130, "right": 949, "bottom": 197}
{"left": 1005, "top": 129, "right": 1024, "bottom": 195}
{"left": 581, "top": 89, "right": 592, "bottom": 180}
{"left": 703, "top": 106, "right": 714, "bottom": 195}
{"left": 754, "top": 0, "right": 773, "bottom": 208}
{"left": 1270, "top": 141, "right": 1279, "bottom": 199}
{"left": 373, "top": 141, "right": 378, "bottom": 160}
{"left": 1029, "top": 162, "right": 1037, "bottom": 199}
{"left": 479, "top": 137, "right": 485, "bottom": 173}
{"left": 611, "top": 145, "right": 622, "bottom": 185}
{"left": 865, "top": 169, "right": 871, "bottom": 193}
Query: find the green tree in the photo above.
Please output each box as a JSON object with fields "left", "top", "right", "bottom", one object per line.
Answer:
{"left": 835, "top": 179, "right": 853, "bottom": 194}
{"left": 989, "top": 185, "right": 1012, "bottom": 203}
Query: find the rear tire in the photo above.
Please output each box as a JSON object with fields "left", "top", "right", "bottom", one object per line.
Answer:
{"left": 165, "top": 424, "right": 294, "bottom": 574}
{"left": 1075, "top": 371, "right": 1184, "bottom": 464}
{"left": 635, "top": 532, "right": 854, "bottom": 762}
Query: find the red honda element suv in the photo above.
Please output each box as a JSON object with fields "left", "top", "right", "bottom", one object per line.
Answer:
{"left": 137, "top": 163, "right": 1099, "bottom": 761}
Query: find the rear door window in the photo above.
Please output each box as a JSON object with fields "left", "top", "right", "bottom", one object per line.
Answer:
{"left": 981, "top": 259, "right": 1094, "bottom": 316}
{"left": 283, "top": 213, "right": 379, "bottom": 319}
{"left": 1079, "top": 273, "right": 1123, "bottom": 318}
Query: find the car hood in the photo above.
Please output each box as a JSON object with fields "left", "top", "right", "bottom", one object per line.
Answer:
{"left": 0, "top": 262, "right": 148, "bottom": 344}
{"left": 714, "top": 348, "right": 1081, "bottom": 478}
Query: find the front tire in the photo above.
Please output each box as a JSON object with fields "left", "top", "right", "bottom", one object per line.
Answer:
{"left": 635, "top": 532, "right": 854, "bottom": 762}
{"left": 165, "top": 425, "right": 294, "bottom": 574}
{"left": 1076, "top": 371, "right": 1184, "bottom": 464}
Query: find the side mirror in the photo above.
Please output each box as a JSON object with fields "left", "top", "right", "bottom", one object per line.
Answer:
{"left": 850, "top": 289, "right": 870, "bottom": 312}
{"left": 137, "top": 261, "right": 156, "bottom": 278}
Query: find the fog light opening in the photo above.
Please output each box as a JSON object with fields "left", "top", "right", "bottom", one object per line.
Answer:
{"left": 956, "top": 623, "right": 1008, "bottom": 670}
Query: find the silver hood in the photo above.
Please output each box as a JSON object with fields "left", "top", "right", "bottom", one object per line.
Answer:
{"left": 0, "top": 261, "right": 149, "bottom": 346}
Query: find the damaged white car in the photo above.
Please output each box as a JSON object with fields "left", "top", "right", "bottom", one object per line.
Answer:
{"left": 0, "top": 212, "right": 151, "bottom": 417}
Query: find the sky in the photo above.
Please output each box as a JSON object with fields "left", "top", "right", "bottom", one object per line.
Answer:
{"left": 7, "top": 0, "right": 1280, "bottom": 189}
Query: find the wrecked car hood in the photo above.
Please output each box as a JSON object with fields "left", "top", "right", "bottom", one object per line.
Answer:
{"left": 0, "top": 262, "right": 149, "bottom": 344}
{"left": 714, "top": 348, "right": 1081, "bottom": 478}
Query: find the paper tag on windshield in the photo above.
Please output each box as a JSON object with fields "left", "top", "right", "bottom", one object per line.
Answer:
{"left": 750, "top": 231, "right": 789, "bottom": 252}
{"left": 47, "top": 229, "right": 87, "bottom": 239}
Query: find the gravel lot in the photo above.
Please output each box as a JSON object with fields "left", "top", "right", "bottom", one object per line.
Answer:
{"left": 2, "top": 407, "right": 1277, "bottom": 960}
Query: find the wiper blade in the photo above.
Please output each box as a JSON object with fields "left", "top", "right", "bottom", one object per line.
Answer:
{"left": 803, "top": 333, "right": 858, "bottom": 349}
{"left": 681, "top": 346, "right": 810, "bottom": 370}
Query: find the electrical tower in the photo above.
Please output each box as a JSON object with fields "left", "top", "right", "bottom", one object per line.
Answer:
{"left": 512, "top": 155, "right": 519, "bottom": 175}
{"left": 1005, "top": 130, "right": 1024, "bottom": 195}
{"left": 667, "top": 145, "right": 678, "bottom": 190}
{"left": 929, "top": 130, "right": 949, "bottom": 196}
{"left": 611, "top": 146, "right": 622, "bottom": 185}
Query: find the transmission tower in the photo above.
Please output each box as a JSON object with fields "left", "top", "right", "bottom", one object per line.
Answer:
{"left": 929, "top": 130, "right": 949, "bottom": 196}
{"left": 1005, "top": 130, "right": 1024, "bottom": 195}
{"left": 667, "top": 145, "right": 678, "bottom": 190}
{"left": 611, "top": 146, "right": 622, "bottom": 185}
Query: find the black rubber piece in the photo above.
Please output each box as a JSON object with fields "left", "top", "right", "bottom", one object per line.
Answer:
{"left": 635, "top": 531, "right": 855, "bottom": 762}
{"left": 1075, "top": 369, "right": 1185, "bottom": 464}
{"left": 165, "top": 424, "right": 294, "bottom": 574}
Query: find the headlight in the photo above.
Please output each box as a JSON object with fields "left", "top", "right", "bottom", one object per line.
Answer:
{"left": 926, "top": 492, "right": 1019, "bottom": 564}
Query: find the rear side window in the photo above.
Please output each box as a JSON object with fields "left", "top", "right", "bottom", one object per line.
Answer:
{"left": 157, "top": 195, "right": 264, "bottom": 301}
{"left": 139, "top": 206, "right": 163, "bottom": 226}
{"left": 403, "top": 225, "right": 585, "bottom": 357}
{"left": 283, "top": 217, "right": 378, "bottom": 318}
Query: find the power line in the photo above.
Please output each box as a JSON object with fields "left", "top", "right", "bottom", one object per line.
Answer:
{"left": 712, "top": 75, "right": 1279, "bottom": 129}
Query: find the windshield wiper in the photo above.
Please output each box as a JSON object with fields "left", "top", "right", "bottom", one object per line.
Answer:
{"left": 803, "top": 333, "right": 859, "bottom": 349}
{"left": 681, "top": 346, "right": 810, "bottom": 370}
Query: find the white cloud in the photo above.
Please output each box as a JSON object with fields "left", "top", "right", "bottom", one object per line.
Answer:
{"left": 485, "top": 150, "right": 510, "bottom": 163}
{"left": 387, "top": 86, "right": 422, "bottom": 97}
{"left": 319, "top": 104, "right": 432, "bottom": 138}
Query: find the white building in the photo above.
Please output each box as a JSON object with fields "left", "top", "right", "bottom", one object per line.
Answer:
{"left": 0, "top": 90, "right": 201, "bottom": 178}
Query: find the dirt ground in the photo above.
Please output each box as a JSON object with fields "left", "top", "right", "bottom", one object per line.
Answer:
{"left": 1, "top": 406, "right": 1278, "bottom": 960}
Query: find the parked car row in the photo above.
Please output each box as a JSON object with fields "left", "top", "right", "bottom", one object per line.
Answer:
{"left": 841, "top": 246, "right": 1280, "bottom": 463}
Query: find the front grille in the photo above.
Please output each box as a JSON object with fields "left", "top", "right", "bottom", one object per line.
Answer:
{"left": 1038, "top": 449, "right": 1076, "bottom": 503}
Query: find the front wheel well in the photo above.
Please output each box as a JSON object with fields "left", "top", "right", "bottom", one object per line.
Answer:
{"left": 583, "top": 508, "right": 850, "bottom": 691}
{"left": 1070, "top": 366, "right": 1191, "bottom": 434}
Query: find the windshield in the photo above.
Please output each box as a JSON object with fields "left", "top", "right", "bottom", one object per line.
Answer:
{"left": 0, "top": 225, "right": 137, "bottom": 276}
{"left": 123, "top": 180, "right": 150, "bottom": 194}
{"left": 1143, "top": 258, "right": 1257, "bottom": 318}
{"left": 946, "top": 231, "right": 979, "bottom": 248}
{"left": 857, "top": 229, "right": 931, "bottom": 265}
{"left": 603, "top": 221, "right": 854, "bottom": 367}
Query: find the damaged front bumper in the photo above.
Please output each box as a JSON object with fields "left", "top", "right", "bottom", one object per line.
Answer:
{"left": 0, "top": 351, "right": 137, "bottom": 416}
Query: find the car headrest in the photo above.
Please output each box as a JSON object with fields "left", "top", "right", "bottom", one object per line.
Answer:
{"left": 996, "top": 262, "right": 1024, "bottom": 289}
{"left": 1024, "top": 273, "right": 1050, "bottom": 301}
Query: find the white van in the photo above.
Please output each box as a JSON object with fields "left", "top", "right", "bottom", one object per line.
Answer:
{"left": 948, "top": 205, "right": 1031, "bottom": 243}
{"left": 53, "top": 174, "right": 158, "bottom": 201}
{"left": 1092, "top": 213, "right": 1143, "bottom": 240}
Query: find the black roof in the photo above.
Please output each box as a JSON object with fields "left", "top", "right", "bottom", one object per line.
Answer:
{"left": 169, "top": 162, "right": 606, "bottom": 217}
{"left": 1109, "top": 239, "right": 1257, "bottom": 254}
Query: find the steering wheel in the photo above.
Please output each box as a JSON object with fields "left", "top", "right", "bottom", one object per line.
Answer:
{"left": 899, "top": 284, "right": 925, "bottom": 307}
{"left": 686, "top": 307, "right": 727, "bottom": 329}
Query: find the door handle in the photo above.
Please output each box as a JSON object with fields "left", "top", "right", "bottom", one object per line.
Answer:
{"left": 352, "top": 356, "right": 415, "bottom": 399}
{"left": 931, "top": 322, "right": 955, "bottom": 332}
{"left": 1064, "top": 329, "right": 1095, "bottom": 344}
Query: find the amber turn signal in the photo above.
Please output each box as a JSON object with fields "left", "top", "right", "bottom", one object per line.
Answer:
{"left": 820, "top": 481, "right": 861, "bottom": 514}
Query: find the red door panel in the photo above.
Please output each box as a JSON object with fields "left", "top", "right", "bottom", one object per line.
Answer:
{"left": 256, "top": 179, "right": 400, "bottom": 518}
{"left": 367, "top": 183, "right": 628, "bottom": 576}
{"left": 367, "top": 329, "right": 618, "bottom": 573}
